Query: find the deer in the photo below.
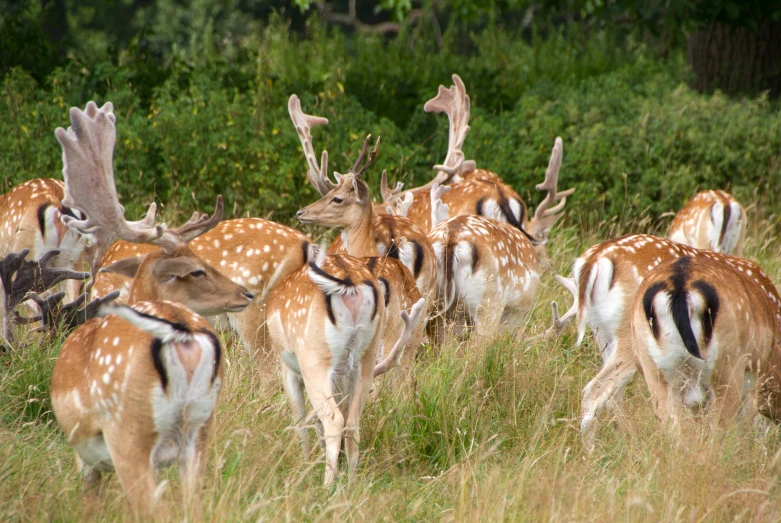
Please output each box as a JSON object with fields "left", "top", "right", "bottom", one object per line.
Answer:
{"left": 668, "top": 190, "right": 746, "bottom": 255}
{"left": 295, "top": 134, "right": 427, "bottom": 372}
{"left": 267, "top": 249, "right": 425, "bottom": 485}
{"left": 380, "top": 75, "right": 575, "bottom": 257}
{"left": 631, "top": 255, "right": 781, "bottom": 431}
{"left": 550, "top": 234, "right": 781, "bottom": 451}
{"left": 288, "top": 95, "right": 436, "bottom": 305}
{"left": 49, "top": 101, "right": 254, "bottom": 513}
{"left": 89, "top": 215, "right": 314, "bottom": 389}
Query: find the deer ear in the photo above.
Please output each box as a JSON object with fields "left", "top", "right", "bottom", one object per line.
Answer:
{"left": 99, "top": 256, "right": 145, "bottom": 279}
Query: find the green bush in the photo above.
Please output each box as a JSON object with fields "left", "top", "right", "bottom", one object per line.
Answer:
{"left": 1, "top": 19, "right": 779, "bottom": 229}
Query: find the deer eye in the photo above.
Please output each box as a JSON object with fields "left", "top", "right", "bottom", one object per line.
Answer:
{"left": 190, "top": 270, "right": 207, "bottom": 278}
{"left": 332, "top": 197, "right": 344, "bottom": 204}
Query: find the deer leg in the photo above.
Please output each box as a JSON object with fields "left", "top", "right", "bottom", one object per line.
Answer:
{"left": 179, "top": 415, "right": 212, "bottom": 519}
{"left": 299, "top": 365, "right": 344, "bottom": 486}
{"left": 233, "top": 305, "right": 280, "bottom": 393}
{"left": 103, "top": 431, "right": 156, "bottom": 515}
{"left": 281, "top": 361, "right": 310, "bottom": 458}
{"left": 344, "top": 355, "right": 375, "bottom": 482}
{"left": 580, "top": 344, "right": 637, "bottom": 453}
{"left": 711, "top": 357, "right": 748, "bottom": 429}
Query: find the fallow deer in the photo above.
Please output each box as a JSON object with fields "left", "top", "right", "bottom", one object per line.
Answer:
{"left": 381, "top": 75, "right": 575, "bottom": 255}
{"left": 267, "top": 250, "right": 425, "bottom": 485}
{"left": 294, "top": 135, "right": 426, "bottom": 373}
{"left": 632, "top": 256, "right": 781, "bottom": 430}
{"left": 553, "top": 234, "right": 781, "bottom": 451}
{"left": 669, "top": 190, "right": 746, "bottom": 255}
{"left": 288, "top": 95, "right": 436, "bottom": 303}
{"left": 50, "top": 101, "right": 253, "bottom": 512}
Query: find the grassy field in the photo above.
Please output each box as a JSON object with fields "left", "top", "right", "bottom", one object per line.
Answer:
{"left": 2, "top": 203, "right": 781, "bottom": 521}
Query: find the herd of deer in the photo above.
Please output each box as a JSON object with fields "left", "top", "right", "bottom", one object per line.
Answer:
{"left": 1, "top": 73, "right": 777, "bottom": 514}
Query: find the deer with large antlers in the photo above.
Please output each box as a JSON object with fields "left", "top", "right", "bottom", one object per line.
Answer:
{"left": 50, "top": 101, "right": 253, "bottom": 513}
{"left": 294, "top": 133, "right": 427, "bottom": 374}
{"left": 381, "top": 75, "right": 575, "bottom": 255}
{"left": 268, "top": 249, "right": 425, "bottom": 485}
{"left": 669, "top": 190, "right": 746, "bottom": 255}
{"left": 551, "top": 234, "right": 781, "bottom": 451}
{"left": 632, "top": 256, "right": 781, "bottom": 430}
{"left": 288, "top": 95, "right": 436, "bottom": 305}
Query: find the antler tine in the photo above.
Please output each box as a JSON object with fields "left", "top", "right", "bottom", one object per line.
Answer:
{"left": 288, "top": 94, "right": 335, "bottom": 195}
{"left": 424, "top": 74, "right": 473, "bottom": 183}
{"left": 430, "top": 183, "right": 451, "bottom": 228}
{"left": 380, "top": 170, "right": 404, "bottom": 202}
{"left": 353, "top": 135, "right": 380, "bottom": 179}
{"left": 56, "top": 102, "right": 172, "bottom": 251}
{"left": 532, "top": 137, "right": 576, "bottom": 222}
{"left": 170, "top": 195, "right": 224, "bottom": 243}
{"left": 544, "top": 275, "right": 578, "bottom": 337}
{"left": 374, "top": 298, "right": 426, "bottom": 377}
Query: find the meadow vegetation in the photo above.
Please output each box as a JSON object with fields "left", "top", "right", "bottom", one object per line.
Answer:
{"left": 2, "top": 4, "right": 781, "bottom": 521}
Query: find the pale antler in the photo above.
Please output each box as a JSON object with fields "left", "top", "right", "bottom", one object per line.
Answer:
{"left": 544, "top": 275, "right": 578, "bottom": 337}
{"left": 288, "top": 95, "right": 334, "bottom": 195}
{"left": 55, "top": 102, "right": 222, "bottom": 254}
{"left": 424, "top": 74, "right": 476, "bottom": 184}
{"left": 430, "top": 183, "right": 451, "bottom": 228}
{"left": 380, "top": 170, "right": 403, "bottom": 201}
{"left": 386, "top": 192, "right": 414, "bottom": 217}
{"left": 374, "top": 298, "right": 426, "bottom": 377}
{"left": 528, "top": 137, "right": 575, "bottom": 235}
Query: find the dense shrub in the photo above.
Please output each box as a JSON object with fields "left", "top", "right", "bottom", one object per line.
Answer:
{"left": 1, "top": 19, "right": 779, "bottom": 229}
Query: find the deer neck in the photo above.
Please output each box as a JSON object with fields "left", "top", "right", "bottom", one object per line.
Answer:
{"left": 342, "top": 207, "right": 379, "bottom": 258}
{"left": 126, "top": 280, "right": 157, "bottom": 304}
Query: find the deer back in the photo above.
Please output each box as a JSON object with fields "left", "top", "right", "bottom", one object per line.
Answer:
{"left": 669, "top": 190, "right": 746, "bottom": 255}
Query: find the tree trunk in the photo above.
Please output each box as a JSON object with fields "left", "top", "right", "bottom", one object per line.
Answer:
{"left": 687, "top": 19, "right": 781, "bottom": 98}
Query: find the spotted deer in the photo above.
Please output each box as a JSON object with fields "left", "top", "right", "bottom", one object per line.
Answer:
{"left": 50, "top": 101, "right": 253, "bottom": 512}
{"left": 632, "top": 256, "right": 781, "bottom": 431}
{"left": 288, "top": 95, "right": 436, "bottom": 302}
{"left": 554, "top": 234, "right": 781, "bottom": 451}
{"left": 90, "top": 216, "right": 313, "bottom": 388}
{"left": 381, "top": 75, "right": 575, "bottom": 253}
{"left": 428, "top": 214, "right": 540, "bottom": 341}
{"left": 267, "top": 251, "right": 424, "bottom": 485}
{"left": 295, "top": 134, "right": 427, "bottom": 371}
{"left": 669, "top": 190, "right": 746, "bottom": 255}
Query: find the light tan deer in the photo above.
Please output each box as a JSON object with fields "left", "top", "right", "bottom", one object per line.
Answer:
{"left": 267, "top": 250, "right": 424, "bottom": 485}
{"left": 428, "top": 213, "right": 540, "bottom": 341}
{"left": 381, "top": 75, "right": 575, "bottom": 253}
{"left": 632, "top": 256, "right": 781, "bottom": 430}
{"left": 288, "top": 95, "right": 436, "bottom": 302}
{"left": 50, "top": 101, "right": 253, "bottom": 512}
{"left": 669, "top": 190, "right": 746, "bottom": 255}
{"left": 554, "top": 234, "right": 781, "bottom": 451}
{"left": 90, "top": 216, "right": 313, "bottom": 388}
{"left": 295, "top": 134, "right": 427, "bottom": 370}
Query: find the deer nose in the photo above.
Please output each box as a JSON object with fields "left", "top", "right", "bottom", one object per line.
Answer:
{"left": 295, "top": 209, "right": 306, "bottom": 219}
{"left": 242, "top": 290, "right": 255, "bottom": 301}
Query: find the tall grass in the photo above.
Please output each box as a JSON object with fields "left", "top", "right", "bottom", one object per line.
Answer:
{"left": 2, "top": 203, "right": 780, "bottom": 520}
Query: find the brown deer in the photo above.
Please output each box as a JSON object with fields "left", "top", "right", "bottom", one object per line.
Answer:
{"left": 381, "top": 75, "right": 575, "bottom": 255}
{"left": 669, "top": 190, "right": 746, "bottom": 255}
{"left": 294, "top": 134, "right": 427, "bottom": 371}
{"left": 632, "top": 256, "right": 781, "bottom": 430}
{"left": 267, "top": 249, "right": 424, "bottom": 485}
{"left": 288, "top": 95, "right": 436, "bottom": 303}
{"left": 50, "top": 101, "right": 252, "bottom": 513}
{"left": 553, "top": 234, "right": 781, "bottom": 451}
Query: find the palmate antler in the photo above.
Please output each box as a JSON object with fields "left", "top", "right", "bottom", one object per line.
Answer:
{"left": 525, "top": 137, "right": 576, "bottom": 240}
{"left": 55, "top": 102, "right": 223, "bottom": 254}
{"left": 288, "top": 95, "right": 335, "bottom": 195}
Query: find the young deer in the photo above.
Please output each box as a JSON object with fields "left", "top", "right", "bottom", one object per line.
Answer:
{"left": 669, "top": 190, "right": 746, "bottom": 255}
{"left": 90, "top": 217, "right": 313, "bottom": 388}
{"left": 632, "top": 256, "right": 781, "bottom": 430}
{"left": 288, "top": 95, "right": 436, "bottom": 302}
{"left": 50, "top": 101, "right": 253, "bottom": 512}
{"left": 295, "top": 135, "right": 427, "bottom": 369}
{"left": 267, "top": 251, "right": 424, "bottom": 485}
{"left": 381, "top": 75, "right": 575, "bottom": 252}
{"left": 555, "top": 234, "right": 781, "bottom": 450}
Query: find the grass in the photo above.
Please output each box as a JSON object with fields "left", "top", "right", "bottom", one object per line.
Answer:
{"left": 2, "top": 202, "right": 781, "bottom": 521}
